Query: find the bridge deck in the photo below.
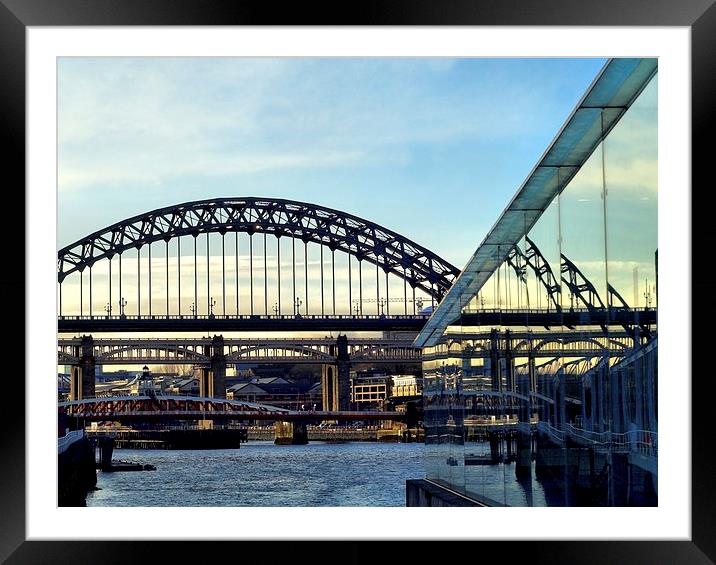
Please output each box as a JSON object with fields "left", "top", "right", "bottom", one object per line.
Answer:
{"left": 58, "top": 314, "right": 429, "bottom": 333}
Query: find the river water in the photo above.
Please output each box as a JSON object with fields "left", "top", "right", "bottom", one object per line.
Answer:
{"left": 86, "top": 441, "right": 425, "bottom": 507}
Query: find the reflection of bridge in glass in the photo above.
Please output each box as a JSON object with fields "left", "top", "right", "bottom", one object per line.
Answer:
{"left": 57, "top": 193, "right": 656, "bottom": 420}
{"left": 54, "top": 57, "right": 660, "bottom": 507}
{"left": 406, "top": 58, "right": 659, "bottom": 507}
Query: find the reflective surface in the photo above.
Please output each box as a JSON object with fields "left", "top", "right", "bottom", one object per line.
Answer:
{"left": 423, "top": 72, "right": 658, "bottom": 506}
{"left": 87, "top": 442, "right": 424, "bottom": 507}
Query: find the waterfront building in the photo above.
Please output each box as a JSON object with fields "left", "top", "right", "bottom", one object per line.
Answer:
{"left": 227, "top": 378, "right": 322, "bottom": 410}
{"left": 166, "top": 377, "right": 199, "bottom": 396}
{"left": 350, "top": 373, "right": 392, "bottom": 410}
{"left": 391, "top": 375, "right": 423, "bottom": 398}
{"left": 409, "top": 58, "right": 658, "bottom": 507}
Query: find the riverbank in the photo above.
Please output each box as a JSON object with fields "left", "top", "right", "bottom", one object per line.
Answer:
{"left": 247, "top": 425, "right": 424, "bottom": 443}
{"left": 58, "top": 430, "right": 96, "bottom": 506}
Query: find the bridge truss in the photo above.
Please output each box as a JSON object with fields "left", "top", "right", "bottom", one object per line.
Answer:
{"left": 57, "top": 337, "right": 422, "bottom": 366}
{"left": 57, "top": 197, "right": 460, "bottom": 331}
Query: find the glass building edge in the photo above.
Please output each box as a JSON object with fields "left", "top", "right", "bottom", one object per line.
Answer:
{"left": 415, "top": 66, "right": 657, "bottom": 507}
{"left": 414, "top": 57, "right": 658, "bottom": 350}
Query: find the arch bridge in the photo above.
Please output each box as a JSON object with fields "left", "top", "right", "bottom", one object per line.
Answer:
{"left": 59, "top": 395, "right": 405, "bottom": 423}
{"left": 57, "top": 336, "right": 422, "bottom": 366}
{"left": 58, "top": 197, "right": 460, "bottom": 333}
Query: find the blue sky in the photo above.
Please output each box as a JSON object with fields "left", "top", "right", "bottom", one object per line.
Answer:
{"left": 58, "top": 57, "right": 607, "bottom": 267}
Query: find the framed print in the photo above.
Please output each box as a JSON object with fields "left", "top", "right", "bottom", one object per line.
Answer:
{"left": 1, "top": 1, "right": 713, "bottom": 562}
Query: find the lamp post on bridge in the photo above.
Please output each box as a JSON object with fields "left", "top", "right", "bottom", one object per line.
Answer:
{"left": 190, "top": 302, "right": 196, "bottom": 318}
{"left": 273, "top": 302, "right": 279, "bottom": 316}
{"left": 379, "top": 298, "right": 386, "bottom": 317}
{"left": 353, "top": 300, "right": 360, "bottom": 316}
{"left": 295, "top": 297, "right": 302, "bottom": 317}
{"left": 104, "top": 302, "right": 112, "bottom": 318}
{"left": 209, "top": 297, "right": 216, "bottom": 318}
{"left": 119, "top": 297, "right": 127, "bottom": 318}
{"left": 644, "top": 279, "right": 653, "bottom": 309}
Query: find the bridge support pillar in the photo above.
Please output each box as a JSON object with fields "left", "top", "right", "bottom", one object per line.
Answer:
{"left": 516, "top": 369, "right": 533, "bottom": 479}
{"left": 198, "top": 336, "right": 226, "bottom": 399}
{"left": 69, "top": 335, "right": 95, "bottom": 401}
{"left": 198, "top": 368, "right": 211, "bottom": 398}
{"left": 608, "top": 452, "right": 630, "bottom": 506}
{"left": 274, "top": 421, "right": 308, "bottom": 445}
{"left": 489, "top": 432, "right": 501, "bottom": 463}
{"left": 489, "top": 329, "right": 501, "bottom": 393}
{"left": 504, "top": 330, "right": 515, "bottom": 393}
{"left": 321, "top": 365, "right": 338, "bottom": 412}
{"left": 95, "top": 435, "right": 115, "bottom": 472}
{"left": 322, "top": 336, "right": 351, "bottom": 412}
{"left": 210, "top": 335, "right": 226, "bottom": 399}
{"left": 515, "top": 431, "right": 532, "bottom": 479}
{"left": 336, "top": 335, "right": 351, "bottom": 411}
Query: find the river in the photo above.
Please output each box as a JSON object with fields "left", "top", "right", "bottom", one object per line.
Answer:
{"left": 86, "top": 441, "right": 425, "bottom": 507}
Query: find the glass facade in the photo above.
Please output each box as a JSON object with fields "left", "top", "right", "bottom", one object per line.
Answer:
{"left": 422, "top": 70, "right": 658, "bottom": 507}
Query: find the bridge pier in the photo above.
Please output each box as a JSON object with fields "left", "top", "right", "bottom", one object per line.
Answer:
{"left": 489, "top": 432, "right": 501, "bottom": 463}
{"left": 504, "top": 330, "right": 515, "bottom": 393}
{"left": 336, "top": 335, "right": 351, "bottom": 411}
{"left": 274, "top": 421, "right": 308, "bottom": 445}
{"left": 321, "top": 335, "right": 351, "bottom": 412}
{"left": 198, "top": 336, "right": 226, "bottom": 399}
{"left": 515, "top": 366, "right": 533, "bottom": 479}
{"left": 489, "top": 329, "right": 502, "bottom": 393}
{"left": 321, "top": 365, "right": 338, "bottom": 412}
{"left": 210, "top": 335, "right": 226, "bottom": 399}
{"left": 69, "top": 335, "right": 95, "bottom": 400}
{"left": 95, "top": 435, "right": 115, "bottom": 472}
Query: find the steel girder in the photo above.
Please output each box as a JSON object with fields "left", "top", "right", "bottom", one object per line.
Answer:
{"left": 505, "top": 239, "right": 652, "bottom": 340}
{"left": 57, "top": 197, "right": 460, "bottom": 300}
{"left": 524, "top": 237, "right": 562, "bottom": 312}
{"left": 607, "top": 283, "right": 653, "bottom": 340}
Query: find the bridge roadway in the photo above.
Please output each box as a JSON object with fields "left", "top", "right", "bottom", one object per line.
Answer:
{"left": 58, "top": 314, "right": 429, "bottom": 333}
{"left": 57, "top": 307, "right": 656, "bottom": 333}
{"left": 457, "top": 308, "right": 657, "bottom": 330}
{"left": 57, "top": 327, "right": 636, "bottom": 367}
{"left": 59, "top": 395, "right": 405, "bottom": 423}
{"left": 58, "top": 336, "right": 421, "bottom": 365}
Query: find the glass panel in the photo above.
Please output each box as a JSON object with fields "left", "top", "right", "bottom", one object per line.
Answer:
{"left": 559, "top": 145, "right": 607, "bottom": 312}
{"left": 423, "top": 65, "right": 657, "bottom": 508}
{"left": 526, "top": 196, "right": 561, "bottom": 312}
{"left": 604, "top": 76, "right": 658, "bottom": 310}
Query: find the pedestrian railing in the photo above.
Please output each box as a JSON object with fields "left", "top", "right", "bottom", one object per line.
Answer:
{"left": 539, "top": 423, "right": 658, "bottom": 456}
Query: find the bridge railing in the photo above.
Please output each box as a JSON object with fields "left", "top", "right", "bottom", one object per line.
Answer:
{"left": 58, "top": 313, "right": 429, "bottom": 321}
{"left": 562, "top": 423, "right": 658, "bottom": 455}
{"left": 536, "top": 421, "right": 566, "bottom": 444}
{"left": 460, "top": 306, "right": 656, "bottom": 315}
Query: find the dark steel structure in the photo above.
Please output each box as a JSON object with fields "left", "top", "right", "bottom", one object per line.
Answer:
{"left": 57, "top": 197, "right": 460, "bottom": 328}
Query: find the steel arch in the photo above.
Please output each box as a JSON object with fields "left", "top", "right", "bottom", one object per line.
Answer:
{"left": 94, "top": 345, "right": 209, "bottom": 364}
{"left": 58, "top": 351, "right": 78, "bottom": 365}
{"left": 57, "top": 197, "right": 460, "bottom": 300}
{"left": 226, "top": 344, "right": 332, "bottom": 362}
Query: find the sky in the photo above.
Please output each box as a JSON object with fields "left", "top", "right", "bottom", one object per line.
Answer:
{"left": 58, "top": 57, "right": 608, "bottom": 268}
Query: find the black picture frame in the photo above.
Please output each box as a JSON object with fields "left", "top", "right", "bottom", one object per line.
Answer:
{"left": 1, "top": 1, "right": 711, "bottom": 562}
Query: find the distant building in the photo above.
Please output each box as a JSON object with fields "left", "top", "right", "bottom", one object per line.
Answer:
{"left": 227, "top": 378, "right": 321, "bottom": 410}
{"left": 350, "top": 373, "right": 391, "bottom": 410}
{"left": 391, "top": 375, "right": 423, "bottom": 398}
{"left": 166, "top": 377, "right": 199, "bottom": 396}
